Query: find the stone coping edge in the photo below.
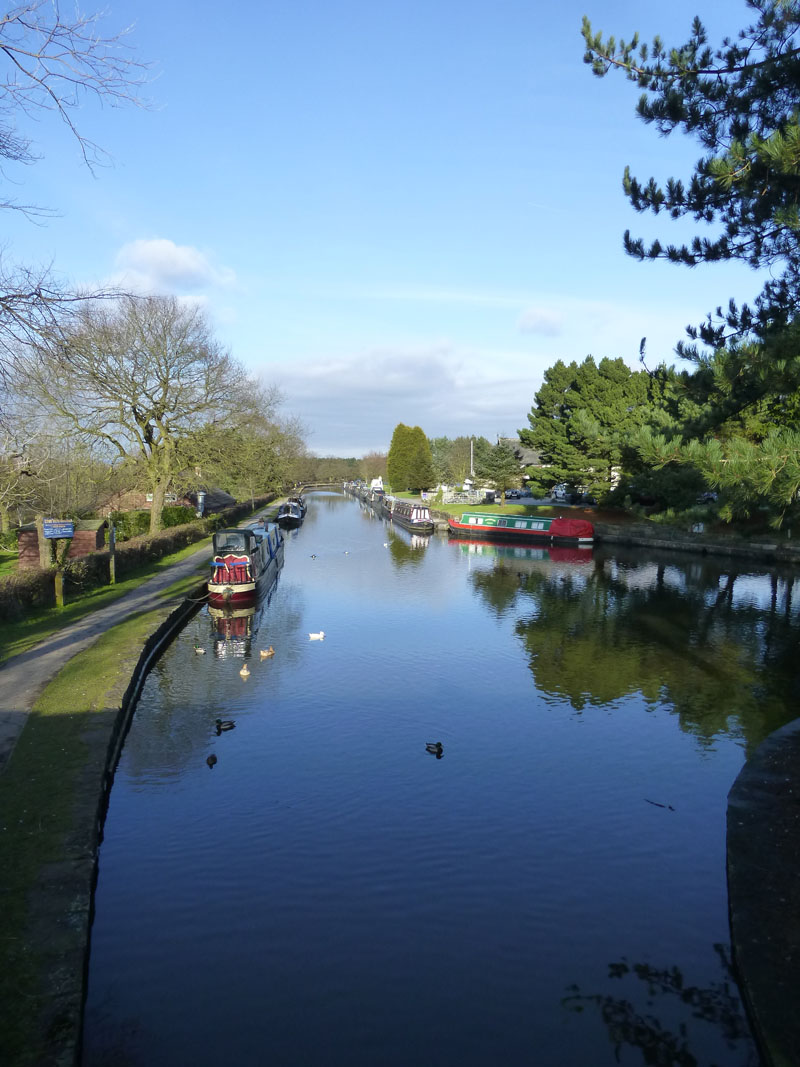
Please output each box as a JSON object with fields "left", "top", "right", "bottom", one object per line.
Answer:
{"left": 727, "top": 717, "right": 800, "bottom": 1067}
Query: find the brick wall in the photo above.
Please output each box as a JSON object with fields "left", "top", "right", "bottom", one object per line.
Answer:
{"left": 17, "top": 527, "right": 105, "bottom": 571}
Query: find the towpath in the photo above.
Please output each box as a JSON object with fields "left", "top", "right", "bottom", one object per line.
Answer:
{"left": 0, "top": 540, "right": 211, "bottom": 772}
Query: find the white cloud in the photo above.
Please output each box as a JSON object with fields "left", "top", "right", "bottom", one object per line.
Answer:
{"left": 266, "top": 342, "right": 540, "bottom": 455}
{"left": 114, "top": 238, "right": 236, "bottom": 293}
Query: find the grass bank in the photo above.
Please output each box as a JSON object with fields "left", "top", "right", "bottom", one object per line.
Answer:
{"left": 0, "top": 581, "right": 203, "bottom": 1065}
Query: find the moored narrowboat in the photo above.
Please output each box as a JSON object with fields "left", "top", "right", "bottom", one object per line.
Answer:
{"left": 208, "top": 522, "right": 284, "bottom": 606}
{"left": 276, "top": 498, "right": 306, "bottom": 527}
{"left": 447, "top": 511, "right": 594, "bottom": 545}
{"left": 388, "top": 499, "right": 435, "bottom": 534}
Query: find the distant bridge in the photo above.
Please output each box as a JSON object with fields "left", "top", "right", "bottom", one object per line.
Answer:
{"left": 295, "top": 482, "right": 343, "bottom": 492}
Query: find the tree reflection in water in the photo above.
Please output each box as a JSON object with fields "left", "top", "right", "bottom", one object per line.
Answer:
{"left": 563, "top": 945, "right": 759, "bottom": 1066}
{"left": 464, "top": 547, "right": 800, "bottom": 753}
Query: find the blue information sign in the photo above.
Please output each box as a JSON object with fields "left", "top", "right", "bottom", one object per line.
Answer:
{"left": 43, "top": 519, "right": 75, "bottom": 539}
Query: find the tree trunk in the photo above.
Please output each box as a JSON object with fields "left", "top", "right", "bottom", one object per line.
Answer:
{"left": 149, "top": 481, "right": 167, "bottom": 534}
{"left": 35, "top": 512, "right": 53, "bottom": 567}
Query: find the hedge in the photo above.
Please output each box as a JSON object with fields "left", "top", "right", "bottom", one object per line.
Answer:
{"left": 0, "top": 495, "right": 275, "bottom": 621}
{"left": 109, "top": 504, "right": 196, "bottom": 542}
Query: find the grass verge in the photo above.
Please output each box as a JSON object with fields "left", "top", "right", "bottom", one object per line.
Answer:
{"left": 0, "top": 590, "right": 196, "bottom": 1065}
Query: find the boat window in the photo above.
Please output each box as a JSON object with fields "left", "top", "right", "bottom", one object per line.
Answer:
{"left": 213, "top": 530, "right": 249, "bottom": 555}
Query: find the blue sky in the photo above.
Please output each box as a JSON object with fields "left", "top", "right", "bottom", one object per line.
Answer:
{"left": 6, "top": 0, "right": 759, "bottom": 455}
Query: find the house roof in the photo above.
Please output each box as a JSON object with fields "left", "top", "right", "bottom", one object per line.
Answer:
{"left": 184, "top": 487, "right": 237, "bottom": 512}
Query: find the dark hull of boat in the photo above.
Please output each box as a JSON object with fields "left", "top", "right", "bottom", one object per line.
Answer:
{"left": 392, "top": 512, "right": 435, "bottom": 535}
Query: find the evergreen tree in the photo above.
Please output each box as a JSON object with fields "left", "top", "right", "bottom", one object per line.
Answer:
{"left": 476, "top": 441, "right": 521, "bottom": 503}
{"left": 471, "top": 436, "right": 494, "bottom": 478}
{"left": 519, "top": 357, "right": 655, "bottom": 498}
{"left": 408, "top": 430, "right": 436, "bottom": 491}
{"left": 387, "top": 424, "right": 435, "bottom": 491}
{"left": 429, "top": 436, "right": 454, "bottom": 485}
{"left": 582, "top": 3, "right": 800, "bottom": 524}
{"left": 387, "top": 423, "right": 414, "bottom": 490}
{"left": 582, "top": 3, "right": 800, "bottom": 349}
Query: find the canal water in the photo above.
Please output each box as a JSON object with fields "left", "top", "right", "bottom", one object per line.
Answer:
{"left": 81, "top": 491, "right": 797, "bottom": 1066}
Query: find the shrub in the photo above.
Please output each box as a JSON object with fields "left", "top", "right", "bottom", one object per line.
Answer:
{"left": 162, "top": 505, "right": 196, "bottom": 528}
{"left": 109, "top": 510, "right": 151, "bottom": 541}
{"left": 0, "top": 568, "right": 54, "bottom": 620}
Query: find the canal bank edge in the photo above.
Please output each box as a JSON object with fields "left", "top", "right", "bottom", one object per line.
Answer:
{"left": 592, "top": 520, "right": 800, "bottom": 566}
{"left": 727, "top": 718, "right": 800, "bottom": 1067}
{"left": 0, "top": 583, "right": 206, "bottom": 1067}
{"left": 427, "top": 506, "right": 800, "bottom": 567}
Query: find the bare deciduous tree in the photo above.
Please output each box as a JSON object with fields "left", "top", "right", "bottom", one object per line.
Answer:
{"left": 0, "top": 2, "right": 148, "bottom": 410}
{"left": 22, "top": 295, "right": 248, "bottom": 533}
{"left": 186, "top": 382, "right": 308, "bottom": 505}
{"left": 0, "top": 2, "right": 147, "bottom": 193}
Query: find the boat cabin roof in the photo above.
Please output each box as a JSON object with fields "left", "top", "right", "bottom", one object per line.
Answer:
{"left": 213, "top": 528, "right": 260, "bottom": 555}
{"left": 458, "top": 512, "right": 551, "bottom": 531}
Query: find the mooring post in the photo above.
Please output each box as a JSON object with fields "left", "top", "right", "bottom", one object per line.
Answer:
{"left": 108, "top": 522, "right": 116, "bottom": 585}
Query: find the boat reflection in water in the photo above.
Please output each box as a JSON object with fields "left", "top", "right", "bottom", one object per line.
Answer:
{"left": 451, "top": 537, "right": 593, "bottom": 567}
{"left": 384, "top": 522, "right": 432, "bottom": 565}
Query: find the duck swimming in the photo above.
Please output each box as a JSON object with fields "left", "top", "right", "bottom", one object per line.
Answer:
{"left": 260, "top": 647, "right": 275, "bottom": 658}
{"left": 206, "top": 754, "right": 218, "bottom": 768}
{"left": 308, "top": 631, "right": 325, "bottom": 641}
{"left": 239, "top": 663, "right": 250, "bottom": 678}
{"left": 215, "top": 719, "right": 236, "bottom": 733}
{"left": 194, "top": 645, "right": 206, "bottom": 654}
{"left": 425, "top": 741, "right": 444, "bottom": 758}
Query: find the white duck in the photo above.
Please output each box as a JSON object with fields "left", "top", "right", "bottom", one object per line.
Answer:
{"left": 308, "top": 631, "right": 325, "bottom": 641}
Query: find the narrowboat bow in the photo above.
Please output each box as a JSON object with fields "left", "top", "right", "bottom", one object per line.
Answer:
{"left": 276, "top": 496, "right": 306, "bottom": 528}
{"left": 208, "top": 522, "right": 284, "bottom": 606}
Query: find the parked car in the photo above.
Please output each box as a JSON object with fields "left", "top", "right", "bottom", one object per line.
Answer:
{"left": 697, "top": 491, "right": 718, "bottom": 504}
{"left": 551, "top": 484, "right": 569, "bottom": 501}
{"left": 505, "top": 489, "right": 521, "bottom": 499}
